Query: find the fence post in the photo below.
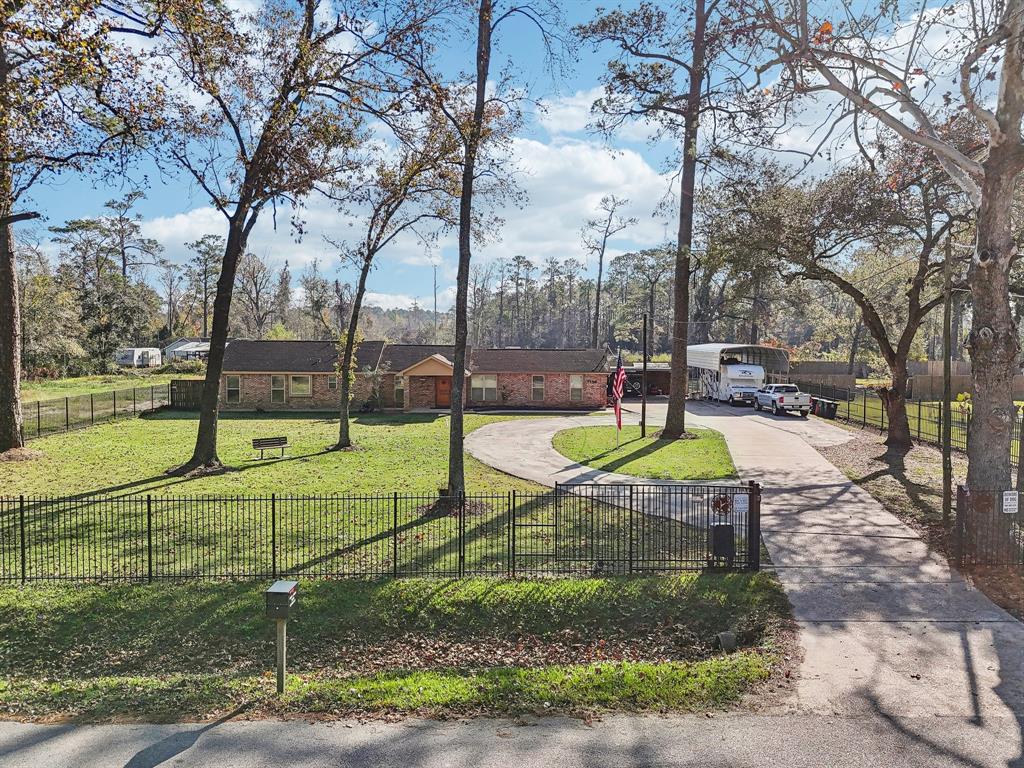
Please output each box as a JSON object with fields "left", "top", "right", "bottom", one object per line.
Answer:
{"left": 271, "top": 493, "right": 278, "bottom": 578}
{"left": 90, "top": 393, "right": 94, "bottom": 425}
{"left": 151, "top": 385, "right": 156, "bottom": 410}
{"left": 628, "top": 485, "right": 635, "bottom": 574}
{"left": 458, "top": 491, "right": 466, "bottom": 578}
{"left": 392, "top": 491, "right": 399, "bottom": 578}
{"left": 916, "top": 398, "right": 922, "bottom": 440}
{"left": 36, "top": 401, "right": 40, "bottom": 437}
{"left": 506, "top": 491, "right": 512, "bottom": 578}
{"left": 954, "top": 485, "right": 967, "bottom": 567}
{"left": 747, "top": 481, "right": 761, "bottom": 571}
{"left": 64, "top": 397, "right": 69, "bottom": 432}
{"left": 112, "top": 390, "right": 116, "bottom": 418}
{"left": 861, "top": 389, "right": 867, "bottom": 428}
{"left": 146, "top": 495, "right": 153, "bottom": 583}
{"left": 511, "top": 490, "right": 517, "bottom": 578}
{"left": 19, "top": 495, "right": 26, "bottom": 585}
{"left": 133, "top": 387, "right": 137, "bottom": 415}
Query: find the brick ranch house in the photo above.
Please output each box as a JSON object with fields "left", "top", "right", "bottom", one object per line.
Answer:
{"left": 219, "top": 340, "right": 610, "bottom": 412}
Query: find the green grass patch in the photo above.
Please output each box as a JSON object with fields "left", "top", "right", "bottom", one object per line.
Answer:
{"left": 0, "top": 574, "right": 788, "bottom": 720}
{"left": 552, "top": 425, "right": 736, "bottom": 481}
{"left": 0, "top": 411, "right": 544, "bottom": 497}
{"left": 21, "top": 373, "right": 199, "bottom": 402}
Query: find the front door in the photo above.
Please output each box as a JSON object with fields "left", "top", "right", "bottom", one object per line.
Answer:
{"left": 435, "top": 377, "right": 452, "bottom": 408}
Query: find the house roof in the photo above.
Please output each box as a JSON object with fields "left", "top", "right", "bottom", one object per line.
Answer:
{"left": 473, "top": 348, "right": 608, "bottom": 373}
{"left": 222, "top": 339, "right": 384, "bottom": 373}
{"left": 222, "top": 340, "right": 607, "bottom": 374}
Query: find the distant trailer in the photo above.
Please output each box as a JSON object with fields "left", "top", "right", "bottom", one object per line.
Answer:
{"left": 687, "top": 343, "right": 790, "bottom": 405}
{"left": 115, "top": 347, "right": 162, "bottom": 368}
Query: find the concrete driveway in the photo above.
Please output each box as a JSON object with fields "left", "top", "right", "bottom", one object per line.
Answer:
{"left": 467, "top": 401, "right": 1024, "bottom": 752}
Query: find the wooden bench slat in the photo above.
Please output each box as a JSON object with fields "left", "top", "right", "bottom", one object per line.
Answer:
{"left": 252, "top": 436, "right": 289, "bottom": 459}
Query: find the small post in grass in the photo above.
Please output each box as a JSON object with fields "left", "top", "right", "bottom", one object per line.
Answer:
{"left": 265, "top": 581, "right": 298, "bottom": 695}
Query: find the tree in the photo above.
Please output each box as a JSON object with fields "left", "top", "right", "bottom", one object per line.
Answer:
{"left": 273, "top": 261, "right": 292, "bottom": 328}
{"left": 234, "top": 252, "right": 275, "bottom": 339}
{"left": 615, "top": 247, "right": 673, "bottom": 357}
{"left": 399, "top": 0, "right": 558, "bottom": 494}
{"left": 159, "top": 259, "right": 184, "bottom": 337}
{"left": 729, "top": 159, "right": 968, "bottom": 450}
{"left": 185, "top": 234, "right": 223, "bottom": 338}
{"left": 331, "top": 113, "right": 460, "bottom": 449}
{"left": 754, "top": 0, "right": 1024, "bottom": 490}
{"left": 581, "top": 195, "right": 635, "bottom": 348}
{"left": 160, "top": 0, "right": 434, "bottom": 472}
{"left": 0, "top": 0, "right": 164, "bottom": 452}
{"left": 577, "top": 0, "right": 755, "bottom": 439}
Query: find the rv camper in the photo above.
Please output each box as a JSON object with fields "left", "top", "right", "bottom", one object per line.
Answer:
{"left": 115, "top": 347, "right": 162, "bottom": 368}
{"left": 687, "top": 343, "right": 790, "bottom": 406}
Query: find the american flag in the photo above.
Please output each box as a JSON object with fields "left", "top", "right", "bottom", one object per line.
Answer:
{"left": 612, "top": 350, "right": 626, "bottom": 431}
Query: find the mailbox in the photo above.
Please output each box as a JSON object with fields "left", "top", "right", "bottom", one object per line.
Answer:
{"left": 265, "top": 580, "right": 298, "bottom": 619}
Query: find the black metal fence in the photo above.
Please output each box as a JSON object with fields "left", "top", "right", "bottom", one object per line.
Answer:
{"left": 20, "top": 384, "right": 172, "bottom": 441}
{"left": 953, "top": 486, "right": 1024, "bottom": 569}
{"left": 795, "top": 380, "right": 992, "bottom": 463}
{"left": 0, "top": 483, "right": 760, "bottom": 582}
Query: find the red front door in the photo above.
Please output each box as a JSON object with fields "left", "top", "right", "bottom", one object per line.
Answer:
{"left": 435, "top": 377, "right": 452, "bottom": 408}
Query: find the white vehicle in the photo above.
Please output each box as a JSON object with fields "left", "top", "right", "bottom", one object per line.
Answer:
{"left": 688, "top": 343, "right": 787, "bottom": 406}
{"left": 115, "top": 347, "right": 162, "bottom": 368}
{"left": 755, "top": 384, "right": 811, "bottom": 417}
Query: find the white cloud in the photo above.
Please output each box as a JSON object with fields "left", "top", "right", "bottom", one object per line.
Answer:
{"left": 538, "top": 87, "right": 604, "bottom": 135}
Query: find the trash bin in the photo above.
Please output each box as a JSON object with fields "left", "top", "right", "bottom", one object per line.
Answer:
{"left": 825, "top": 400, "right": 838, "bottom": 419}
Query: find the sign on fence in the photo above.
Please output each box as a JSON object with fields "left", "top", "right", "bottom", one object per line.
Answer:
{"left": 1002, "top": 491, "right": 1019, "bottom": 516}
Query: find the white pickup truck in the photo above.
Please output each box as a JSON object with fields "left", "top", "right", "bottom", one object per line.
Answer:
{"left": 754, "top": 384, "right": 811, "bottom": 417}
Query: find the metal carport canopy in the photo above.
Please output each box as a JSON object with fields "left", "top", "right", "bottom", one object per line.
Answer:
{"left": 687, "top": 343, "right": 790, "bottom": 375}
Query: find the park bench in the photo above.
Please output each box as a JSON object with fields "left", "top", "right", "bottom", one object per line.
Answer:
{"left": 252, "top": 436, "right": 289, "bottom": 459}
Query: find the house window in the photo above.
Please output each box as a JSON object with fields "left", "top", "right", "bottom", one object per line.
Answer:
{"left": 290, "top": 375, "right": 312, "bottom": 397}
{"left": 394, "top": 376, "right": 405, "bottom": 406}
{"left": 531, "top": 375, "right": 545, "bottom": 401}
{"left": 327, "top": 374, "right": 338, "bottom": 390}
{"left": 271, "top": 375, "right": 286, "bottom": 403}
{"left": 471, "top": 374, "right": 498, "bottom": 402}
{"left": 570, "top": 375, "right": 584, "bottom": 402}
{"left": 226, "top": 376, "right": 240, "bottom": 404}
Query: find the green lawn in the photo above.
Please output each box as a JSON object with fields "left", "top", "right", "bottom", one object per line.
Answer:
{"left": 0, "top": 574, "right": 790, "bottom": 720}
{"left": 21, "top": 373, "right": 199, "bottom": 402}
{"left": 552, "top": 425, "right": 736, "bottom": 481}
{"left": 0, "top": 410, "right": 542, "bottom": 497}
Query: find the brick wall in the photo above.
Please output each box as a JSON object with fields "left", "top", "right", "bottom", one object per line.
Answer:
{"left": 222, "top": 371, "right": 608, "bottom": 412}
{"left": 220, "top": 373, "right": 346, "bottom": 411}
{"left": 467, "top": 373, "right": 606, "bottom": 410}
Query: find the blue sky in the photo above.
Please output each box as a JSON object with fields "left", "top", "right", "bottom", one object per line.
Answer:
{"left": 27, "top": 1, "right": 685, "bottom": 312}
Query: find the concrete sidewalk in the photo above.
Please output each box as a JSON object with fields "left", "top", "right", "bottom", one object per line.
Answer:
{"left": 466, "top": 402, "right": 1024, "bottom": 752}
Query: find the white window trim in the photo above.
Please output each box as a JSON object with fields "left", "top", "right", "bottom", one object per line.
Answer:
{"left": 271, "top": 375, "right": 287, "bottom": 403}
{"left": 569, "top": 374, "right": 584, "bottom": 402}
{"left": 531, "top": 375, "right": 545, "bottom": 401}
{"left": 471, "top": 374, "right": 498, "bottom": 402}
{"left": 226, "top": 375, "right": 241, "bottom": 404}
{"left": 289, "top": 374, "right": 312, "bottom": 398}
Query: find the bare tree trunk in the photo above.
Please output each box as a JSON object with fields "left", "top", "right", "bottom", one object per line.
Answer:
{"left": 847, "top": 318, "right": 862, "bottom": 375}
{"left": 337, "top": 256, "right": 372, "bottom": 449}
{"left": 591, "top": 252, "right": 604, "bottom": 348}
{"left": 967, "top": 168, "right": 1019, "bottom": 491}
{"left": 0, "top": 219, "right": 23, "bottom": 452}
{"left": 662, "top": 0, "right": 706, "bottom": 439}
{"left": 447, "top": 0, "right": 491, "bottom": 495}
{"left": 177, "top": 214, "right": 250, "bottom": 472}
{"left": 879, "top": 357, "right": 912, "bottom": 451}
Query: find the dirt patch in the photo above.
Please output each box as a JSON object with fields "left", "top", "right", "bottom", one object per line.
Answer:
{"left": 815, "top": 427, "right": 1023, "bottom": 620}
{"left": 0, "top": 447, "right": 43, "bottom": 462}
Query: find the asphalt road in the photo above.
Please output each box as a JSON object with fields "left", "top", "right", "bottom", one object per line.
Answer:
{"left": 0, "top": 712, "right": 1021, "bottom": 768}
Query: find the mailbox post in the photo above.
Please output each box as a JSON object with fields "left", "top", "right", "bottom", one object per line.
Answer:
{"left": 265, "top": 580, "right": 298, "bottom": 694}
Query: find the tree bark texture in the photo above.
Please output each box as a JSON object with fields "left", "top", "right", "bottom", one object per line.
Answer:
{"left": 662, "top": 0, "right": 705, "bottom": 439}
{"left": 0, "top": 219, "right": 24, "bottom": 452}
{"left": 447, "top": 0, "right": 491, "bottom": 494}
{"left": 337, "top": 257, "right": 372, "bottom": 449}
{"left": 966, "top": 165, "right": 1019, "bottom": 491}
